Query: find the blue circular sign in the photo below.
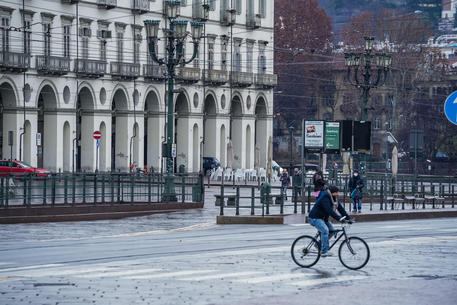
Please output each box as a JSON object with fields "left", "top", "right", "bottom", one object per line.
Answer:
{"left": 444, "top": 91, "right": 457, "bottom": 125}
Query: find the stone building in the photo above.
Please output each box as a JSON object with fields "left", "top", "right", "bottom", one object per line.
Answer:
{"left": 0, "top": 0, "right": 275, "bottom": 172}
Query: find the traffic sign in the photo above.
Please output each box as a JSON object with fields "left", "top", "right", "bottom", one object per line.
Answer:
{"left": 93, "top": 131, "right": 102, "bottom": 140}
{"left": 444, "top": 91, "right": 457, "bottom": 125}
{"left": 171, "top": 143, "right": 177, "bottom": 158}
{"left": 36, "top": 133, "right": 42, "bottom": 146}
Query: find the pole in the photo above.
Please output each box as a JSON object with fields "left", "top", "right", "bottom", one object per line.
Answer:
{"left": 96, "top": 140, "right": 99, "bottom": 173}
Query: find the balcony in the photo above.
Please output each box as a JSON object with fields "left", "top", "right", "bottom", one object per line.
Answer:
{"left": 143, "top": 64, "right": 167, "bottom": 81}
{"left": 230, "top": 71, "right": 253, "bottom": 87}
{"left": 175, "top": 67, "right": 200, "bottom": 83}
{"left": 75, "top": 59, "right": 107, "bottom": 78}
{"left": 36, "top": 56, "right": 71, "bottom": 76}
{"left": 61, "top": 0, "right": 79, "bottom": 3}
{"left": 111, "top": 62, "right": 140, "bottom": 80}
{"left": 204, "top": 69, "right": 228, "bottom": 85}
{"left": 0, "top": 51, "right": 31, "bottom": 73}
{"left": 220, "top": 8, "right": 236, "bottom": 26}
{"left": 246, "top": 13, "right": 261, "bottom": 29}
{"left": 254, "top": 73, "right": 277, "bottom": 88}
{"left": 132, "top": 0, "right": 149, "bottom": 14}
{"left": 97, "top": 0, "right": 117, "bottom": 9}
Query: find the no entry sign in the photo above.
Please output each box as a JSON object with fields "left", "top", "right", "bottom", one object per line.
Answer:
{"left": 93, "top": 131, "right": 102, "bottom": 140}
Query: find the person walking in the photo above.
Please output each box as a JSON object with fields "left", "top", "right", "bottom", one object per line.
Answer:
{"left": 292, "top": 168, "right": 302, "bottom": 198}
{"left": 312, "top": 170, "right": 327, "bottom": 199}
{"left": 280, "top": 169, "right": 291, "bottom": 201}
{"left": 348, "top": 169, "right": 364, "bottom": 213}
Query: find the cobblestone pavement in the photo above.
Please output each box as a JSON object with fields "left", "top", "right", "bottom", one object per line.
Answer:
{"left": 0, "top": 218, "right": 456, "bottom": 305}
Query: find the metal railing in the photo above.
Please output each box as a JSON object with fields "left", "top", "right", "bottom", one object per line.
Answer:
{"left": 0, "top": 173, "right": 204, "bottom": 208}
{"left": 175, "top": 66, "right": 201, "bottom": 82}
{"left": 98, "top": 0, "right": 117, "bottom": 8}
{"left": 246, "top": 13, "right": 261, "bottom": 29}
{"left": 132, "top": 0, "right": 149, "bottom": 12}
{"left": 36, "top": 55, "right": 71, "bottom": 75}
{"left": 217, "top": 174, "right": 457, "bottom": 216}
{"left": 0, "top": 51, "right": 31, "bottom": 71}
{"left": 111, "top": 62, "right": 141, "bottom": 79}
{"left": 220, "top": 8, "right": 236, "bottom": 26}
{"left": 143, "top": 64, "right": 167, "bottom": 80}
{"left": 75, "top": 59, "right": 107, "bottom": 77}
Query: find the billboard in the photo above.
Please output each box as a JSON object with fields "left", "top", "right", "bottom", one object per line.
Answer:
{"left": 325, "top": 122, "right": 340, "bottom": 152}
{"left": 304, "top": 121, "right": 324, "bottom": 150}
{"left": 354, "top": 121, "right": 371, "bottom": 151}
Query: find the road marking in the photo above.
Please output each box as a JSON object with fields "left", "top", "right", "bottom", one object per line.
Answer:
{"left": 288, "top": 224, "right": 309, "bottom": 227}
{"left": 6, "top": 266, "right": 113, "bottom": 278}
{"left": 126, "top": 270, "right": 216, "bottom": 280}
{"left": 294, "top": 275, "right": 368, "bottom": 287}
{"left": 216, "top": 246, "right": 289, "bottom": 256}
{"left": 78, "top": 268, "right": 162, "bottom": 279}
{"left": 180, "top": 271, "right": 263, "bottom": 281}
{"left": 236, "top": 273, "right": 313, "bottom": 284}
{"left": 0, "top": 264, "right": 64, "bottom": 273}
{"left": 372, "top": 235, "right": 457, "bottom": 246}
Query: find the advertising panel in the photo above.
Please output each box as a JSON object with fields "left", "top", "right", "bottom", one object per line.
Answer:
{"left": 304, "top": 121, "right": 324, "bottom": 150}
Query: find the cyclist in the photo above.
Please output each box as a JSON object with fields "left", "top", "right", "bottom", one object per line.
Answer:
{"left": 308, "top": 185, "right": 351, "bottom": 257}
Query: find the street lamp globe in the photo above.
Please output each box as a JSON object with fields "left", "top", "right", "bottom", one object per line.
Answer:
{"left": 190, "top": 21, "right": 204, "bottom": 41}
{"left": 144, "top": 20, "right": 161, "bottom": 40}
{"left": 364, "top": 36, "right": 375, "bottom": 52}
{"left": 165, "top": 0, "right": 181, "bottom": 19}
{"left": 172, "top": 20, "right": 188, "bottom": 38}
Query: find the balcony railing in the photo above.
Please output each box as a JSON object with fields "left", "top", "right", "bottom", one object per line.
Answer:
{"left": 175, "top": 67, "right": 200, "bottom": 83}
{"left": 132, "top": 0, "right": 149, "bottom": 13}
{"left": 230, "top": 71, "right": 253, "bottom": 87}
{"left": 61, "top": 0, "right": 79, "bottom": 4}
{"left": 220, "top": 8, "right": 236, "bottom": 26}
{"left": 97, "top": 0, "right": 117, "bottom": 9}
{"left": 0, "top": 51, "right": 31, "bottom": 72}
{"left": 254, "top": 73, "right": 277, "bottom": 88}
{"left": 36, "top": 56, "right": 71, "bottom": 76}
{"left": 75, "top": 59, "right": 107, "bottom": 78}
{"left": 204, "top": 69, "right": 228, "bottom": 85}
{"left": 111, "top": 62, "right": 140, "bottom": 80}
{"left": 246, "top": 13, "right": 261, "bottom": 29}
{"left": 143, "top": 64, "right": 167, "bottom": 81}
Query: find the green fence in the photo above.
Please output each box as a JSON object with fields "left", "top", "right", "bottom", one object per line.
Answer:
{"left": 218, "top": 173, "right": 457, "bottom": 216}
{"left": 0, "top": 173, "right": 204, "bottom": 207}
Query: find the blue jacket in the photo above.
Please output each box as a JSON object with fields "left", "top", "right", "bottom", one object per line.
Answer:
{"left": 309, "top": 191, "right": 350, "bottom": 222}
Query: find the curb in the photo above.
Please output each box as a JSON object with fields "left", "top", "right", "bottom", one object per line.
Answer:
{"left": 217, "top": 210, "right": 457, "bottom": 225}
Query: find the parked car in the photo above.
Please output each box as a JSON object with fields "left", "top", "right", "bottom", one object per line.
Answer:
{"left": 203, "top": 157, "right": 220, "bottom": 175}
{"left": 0, "top": 160, "right": 51, "bottom": 177}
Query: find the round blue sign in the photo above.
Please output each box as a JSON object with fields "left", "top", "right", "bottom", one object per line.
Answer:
{"left": 444, "top": 91, "right": 457, "bottom": 125}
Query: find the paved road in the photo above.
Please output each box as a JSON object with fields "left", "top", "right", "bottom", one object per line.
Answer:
{"left": 0, "top": 218, "right": 456, "bottom": 305}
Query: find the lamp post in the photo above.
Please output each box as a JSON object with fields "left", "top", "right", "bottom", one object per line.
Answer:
{"left": 344, "top": 37, "right": 392, "bottom": 121}
{"left": 144, "top": 0, "right": 204, "bottom": 202}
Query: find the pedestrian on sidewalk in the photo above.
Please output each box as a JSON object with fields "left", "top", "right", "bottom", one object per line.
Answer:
{"left": 280, "top": 169, "right": 291, "bottom": 201}
{"left": 348, "top": 169, "right": 364, "bottom": 213}
{"left": 292, "top": 168, "right": 302, "bottom": 198}
{"left": 312, "top": 170, "right": 327, "bottom": 199}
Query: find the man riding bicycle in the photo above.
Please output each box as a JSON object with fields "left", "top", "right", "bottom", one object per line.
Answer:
{"left": 308, "top": 185, "right": 351, "bottom": 257}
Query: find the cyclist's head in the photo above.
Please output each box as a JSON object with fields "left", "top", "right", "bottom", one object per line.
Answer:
{"left": 328, "top": 185, "right": 339, "bottom": 195}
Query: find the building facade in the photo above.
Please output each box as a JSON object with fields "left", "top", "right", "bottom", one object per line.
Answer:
{"left": 0, "top": 0, "right": 275, "bottom": 173}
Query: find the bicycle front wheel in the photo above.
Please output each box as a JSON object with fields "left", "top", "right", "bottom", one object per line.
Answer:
{"left": 338, "top": 236, "right": 370, "bottom": 270}
{"left": 291, "top": 235, "right": 321, "bottom": 268}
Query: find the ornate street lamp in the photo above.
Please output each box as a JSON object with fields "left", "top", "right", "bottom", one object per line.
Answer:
{"left": 344, "top": 36, "right": 392, "bottom": 121}
{"left": 144, "top": 8, "right": 204, "bottom": 202}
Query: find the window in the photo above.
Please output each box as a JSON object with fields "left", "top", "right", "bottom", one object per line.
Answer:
{"left": 179, "top": 40, "right": 186, "bottom": 67}
{"left": 221, "top": 37, "right": 228, "bottom": 70}
{"left": 63, "top": 24, "right": 71, "bottom": 58}
{"left": 258, "top": 43, "right": 266, "bottom": 74}
{"left": 235, "top": 0, "right": 242, "bottom": 15}
{"left": 100, "top": 40, "right": 107, "bottom": 61}
{"left": 209, "top": 0, "right": 216, "bottom": 11}
{"left": 117, "top": 31, "right": 124, "bottom": 62}
{"left": 133, "top": 28, "right": 142, "bottom": 64}
{"left": 247, "top": 0, "right": 254, "bottom": 16}
{"left": 208, "top": 38, "right": 214, "bottom": 70}
{"left": 374, "top": 117, "right": 381, "bottom": 130}
{"left": 1, "top": 16, "right": 10, "bottom": 52}
{"left": 43, "top": 23, "right": 51, "bottom": 57}
{"left": 193, "top": 42, "right": 200, "bottom": 68}
{"left": 234, "top": 40, "right": 242, "bottom": 72}
{"left": 23, "top": 16, "right": 32, "bottom": 55}
{"left": 259, "top": 0, "right": 266, "bottom": 17}
{"left": 246, "top": 42, "right": 253, "bottom": 73}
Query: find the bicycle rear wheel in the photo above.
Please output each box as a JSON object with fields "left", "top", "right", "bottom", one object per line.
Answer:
{"left": 291, "top": 235, "right": 321, "bottom": 268}
{"left": 338, "top": 236, "right": 370, "bottom": 270}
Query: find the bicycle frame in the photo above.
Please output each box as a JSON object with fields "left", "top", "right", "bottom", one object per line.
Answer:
{"left": 314, "top": 225, "right": 349, "bottom": 251}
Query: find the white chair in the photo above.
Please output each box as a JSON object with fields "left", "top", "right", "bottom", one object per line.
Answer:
{"left": 224, "top": 168, "right": 232, "bottom": 181}
{"left": 213, "top": 167, "right": 223, "bottom": 181}
{"left": 259, "top": 168, "right": 266, "bottom": 181}
{"left": 250, "top": 169, "right": 257, "bottom": 181}
{"left": 234, "top": 169, "right": 244, "bottom": 182}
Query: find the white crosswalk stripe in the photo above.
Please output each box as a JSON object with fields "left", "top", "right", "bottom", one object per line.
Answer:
{"left": 179, "top": 271, "right": 263, "bottom": 281}
{"left": 293, "top": 275, "right": 368, "bottom": 286}
{"left": 126, "top": 270, "right": 216, "bottom": 280}
{"left": 235, "top": 273, "right": 314, "bottom": 284}
{"left": 78, "top": 268, "right": 162, "bottom": 279}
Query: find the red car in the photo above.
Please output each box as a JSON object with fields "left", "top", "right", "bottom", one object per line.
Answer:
{"left": 0, "top": 160, "right": 51, "bottom": 177}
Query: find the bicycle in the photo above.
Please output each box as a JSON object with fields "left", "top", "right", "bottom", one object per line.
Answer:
{"left": 291, "top": 221, "right": 370, "bottom": 270}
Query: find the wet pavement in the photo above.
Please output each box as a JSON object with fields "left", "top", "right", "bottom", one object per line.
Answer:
{"left": 0, "top": 214, "right": 456, "bottom": 304}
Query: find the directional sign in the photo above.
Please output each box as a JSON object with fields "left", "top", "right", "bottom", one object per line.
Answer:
{"left": 93, "top": 131, "right": 102, "bottom": 140}
{"left": 325, "top": 122, "right": 340, "bottom": 152}
{"left": 36, "top": 133, "right": 42, "bottom": 146}
{"left": 444, "top": 91, "right": 457, "bottom": 125}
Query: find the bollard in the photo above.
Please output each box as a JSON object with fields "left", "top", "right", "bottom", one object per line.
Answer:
{"left": 235, "top": 186, "right": 240, "bottom": 216}
{"left": 220, "top": 184, "right": 224, "bottom": 216}
{"left": 251, "top": 187, "right": 255, "bottom": 215}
